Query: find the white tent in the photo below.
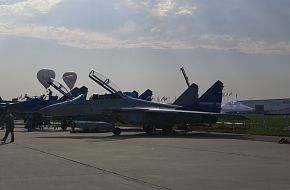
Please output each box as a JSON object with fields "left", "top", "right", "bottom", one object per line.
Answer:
{"left": 222, "top": 101, "right": 254, "bottom": 113}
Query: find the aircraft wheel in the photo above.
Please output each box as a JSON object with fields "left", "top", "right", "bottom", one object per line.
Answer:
{"left": 61, "top": 125, "right": 68, "bottom": 130}
{"left": 143, "top": 125, "right": 155, "bottom": 134}
{"left": 69, "top": 121, "right": 76, "bottom": 131}
{"left": 113, "top": 127, "right": 121, "bottom": 135}
{"left": 60, "top": 120, "right": 68, "bottom": 130}
{"left": 162, "top": 126, "right": 173, "bottom": 134}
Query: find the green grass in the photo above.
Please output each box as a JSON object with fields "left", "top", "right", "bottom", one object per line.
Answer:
{"left": 213, "top": 114, "right": 290, "bottom": 136}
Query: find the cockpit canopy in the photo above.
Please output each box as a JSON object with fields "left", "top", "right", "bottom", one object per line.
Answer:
{"left": 89, "top": 70, "right": 126, "bottom": 98}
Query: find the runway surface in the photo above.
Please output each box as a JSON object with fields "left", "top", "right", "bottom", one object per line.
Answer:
{"left": 1, "top": 124, "right": 290, "bottom": 190}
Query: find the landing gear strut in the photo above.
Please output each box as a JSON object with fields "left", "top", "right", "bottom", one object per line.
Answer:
{"left": 162, "top": 126, "right": 174, "bottom": 134}
{"left": 60, "top": 120, "right": 68, "bottom": 130}
{"left": 143, "top": 125, "right": 155, "bottom": 134}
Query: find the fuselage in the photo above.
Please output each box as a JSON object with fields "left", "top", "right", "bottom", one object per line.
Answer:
{"left": 40, "top": 96, "right": 219, "bottom": 126}
{"left": 41, "top": 97, "right": 178, "bottom": 117}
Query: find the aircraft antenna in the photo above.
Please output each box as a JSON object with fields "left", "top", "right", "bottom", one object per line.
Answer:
{"left": 180, "top": 67, "right": 190, "bottom": 87}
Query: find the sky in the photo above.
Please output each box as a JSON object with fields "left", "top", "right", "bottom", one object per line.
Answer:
{"left": 0, "top": 0, "right": 290, "bottom": 101}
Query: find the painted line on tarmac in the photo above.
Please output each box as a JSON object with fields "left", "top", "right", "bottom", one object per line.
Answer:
{"left": 14, "top": 143, "right": 173, "bottom": 190}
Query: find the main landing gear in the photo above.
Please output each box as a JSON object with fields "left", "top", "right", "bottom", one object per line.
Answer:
{"left": 112, "top": 127, "right": 122, "bottom": 135}
{"left": 60, "top": 120, "right": 68, "bottom": 130}
{"left": 143, "top": 125, "right": 155, "bottom": 134}
{"left": 143, "top": 125, "right": 174, "bottom": 134}
{"left": 161, "top": 125, "right": 174, "bottom": 134}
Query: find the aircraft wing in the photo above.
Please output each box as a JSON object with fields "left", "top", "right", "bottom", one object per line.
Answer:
{"left": 108, "top": 107, "right": 217, "bottom": 125}
{"left": 118, "top": 107, "right": 244, "bottom": 117}
{"left": 120, "top": 107, "right": 211, "bottom": 115}
{"left": 145, "top": 108, "right": 219, "bottom": 115}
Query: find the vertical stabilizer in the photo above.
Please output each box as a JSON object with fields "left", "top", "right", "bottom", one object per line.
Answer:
{"left": 173, "top": 83, "right": 198, "bottom": 106}
{"left": 59, "top": 86, "right": 88, "bottom": 101}
{"left": 139, "top": 89, "right": 153, "bottom": 101}
{"left": 181, "top": 80, "right": 223, "bottom": 113}
{"left": 70, "top": 86, "right": 88, "bottom": 99}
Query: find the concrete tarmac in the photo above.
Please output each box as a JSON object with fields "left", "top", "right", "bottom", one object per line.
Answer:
{"left": 1, "top": 124, "right": 290, "bottom": 190}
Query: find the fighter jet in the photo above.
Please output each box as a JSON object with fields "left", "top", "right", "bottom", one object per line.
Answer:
{"left": 0, "top": 98, "right": 18, "bottom": 115}
{"left": 40, "top": 70, "right": 240, "bottom": 135}
{"left": 8, "top": 78, "right": 88, "bottom": 118}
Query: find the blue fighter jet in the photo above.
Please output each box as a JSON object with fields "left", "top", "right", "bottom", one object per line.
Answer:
{"left": 7, "top": 78, "right": 88, "bottom": 118}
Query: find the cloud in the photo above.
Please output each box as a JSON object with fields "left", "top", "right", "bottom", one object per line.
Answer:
{"left": 150, "top": 27, "right": 161, "bottom": 33}
{"left": 124, "top": 0, "right": 196, "bottom": 17}
{"left": 191, "top": 34, "right": 290, "bottom": 55}
{"left": 0, "top": 0, "right": 61, "bottom": 19}
{"left": 238, "top": 40, "right": 290, "bottom": 55}
{"left": 0, "top": 23, "right": 124, "bottom": 49}
{"left": 124, "top": 0, "right": 173, "bottom": 16}
{"left": 175, "top": 6, "right": 197, "bottom": 16}
{"left": 156, "top": 0, "right": 173, "bottom": 16}
{"left": 0, "top": 0, "right": 289, "bottom": 55}
{"left": 1, "top": 22, "right": 290, "bottom": 55}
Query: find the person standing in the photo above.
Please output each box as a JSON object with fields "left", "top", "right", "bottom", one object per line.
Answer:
{"left": 0, "top": 114, "right": 5, "bottom": 130}
{"left": 1, "top": 113, "right": 15, "bottom": 143}
{"left": 48, "top": 89, "right": 53, "bottom": 100}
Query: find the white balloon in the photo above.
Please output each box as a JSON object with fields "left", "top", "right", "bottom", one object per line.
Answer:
{"left": 37, "top": 69, "right": 56, "bottom": 89}
{"left": 63, "top": 71, "right": 77, "bottom": 90}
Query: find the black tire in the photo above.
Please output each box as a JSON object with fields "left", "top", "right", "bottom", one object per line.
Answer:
{"left": 113, "top": 127, "right": 121, "bottom": 135}
{"left": 61, "top": 125, "right": 68, "bottom": 130}
{"left": 69, "top": 121, "right": 76, "bottom": 131}
{"left": 143, "top": 125, "right": 155, "bottom": 134}
{"left": 60, "top": 120, "right": 68, "bottom": 130}
{"left": 162, "top": 126, "right": 173, "bottom": 134}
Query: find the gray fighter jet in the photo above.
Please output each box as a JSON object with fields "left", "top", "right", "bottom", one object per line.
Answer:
{"left": 40, "top": 70, "right": 237, "bottom": 135}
